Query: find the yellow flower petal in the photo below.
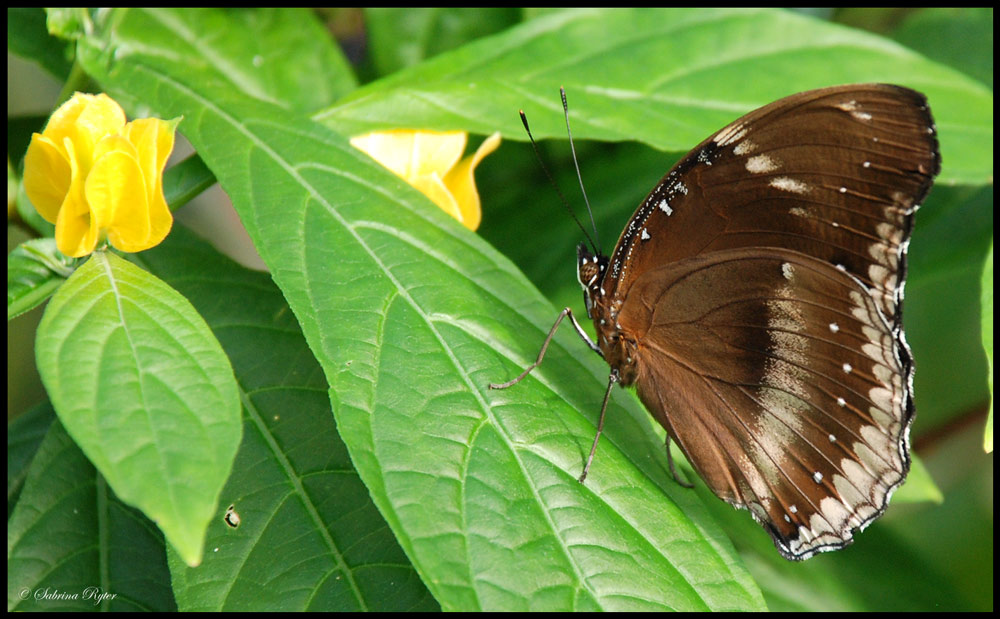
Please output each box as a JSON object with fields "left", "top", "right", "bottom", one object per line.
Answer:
{"left": 46, "top": 93, "right": 125, "bottom": 135}
{"left": 23, "top": 134, "right": 71, "bottom": 223}
{"left": 443, "top": 132, "right": 501, "bottom": 231}
{"left": 410, "top": 172, "right": 463, "bottom": 222}
{"left": 124, "top": 118, "right": 175, "bottom": 249}
{"left": 85, "top": 141, "right": 152, "bottom": 253}
{"left": 126, "top": 117, "right": 176, "bottom": 195}
{"left": 351, "top": 130, "right": 467, "bottom": 182}
{"left": 44, "top": 93, "right": 126, "bottom": 168}
{"left": 407, "top": 131, "right": 467, "bottom": 180}
{"left": 351, "top": 129, "right": 500, "bottom": 231}
{"left": 53, "top": 138, "right": 99, "bottom": 257}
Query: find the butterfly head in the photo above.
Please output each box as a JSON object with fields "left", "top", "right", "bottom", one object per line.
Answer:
{"left": 576, "top": 243, "right": 608, "bottom": 319}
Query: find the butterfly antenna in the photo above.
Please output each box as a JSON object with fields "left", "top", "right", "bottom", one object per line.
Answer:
{"left": 561, "top": 86, "right": 601, "bottom": 254}
{"left": 519, "top": 109, "right": 599, "bottom": 254}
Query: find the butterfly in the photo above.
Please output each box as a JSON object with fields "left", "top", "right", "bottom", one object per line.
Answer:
{"left": 492, "top": 84, "right": 940, "bottom": 560}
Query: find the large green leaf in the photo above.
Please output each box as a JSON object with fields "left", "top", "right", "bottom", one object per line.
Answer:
{"left": 77, "top": 7, "right": 765, "bottom": 611}
{"left": 317, "top": 7, "right": 991, "bottom": 186}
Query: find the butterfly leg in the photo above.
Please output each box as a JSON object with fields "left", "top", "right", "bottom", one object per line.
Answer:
{"left": 578, "top": 370, "right": 619, "bottom": 483}
{"left": 665, "top": 433, "right": 694, "bottom": 488}
{"left": 489, "top": 307, "right": 602, "bottom": 389}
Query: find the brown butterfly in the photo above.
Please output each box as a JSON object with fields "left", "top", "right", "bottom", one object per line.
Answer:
{"left": 492, "top": 84, "right": 939, "bottom": 560}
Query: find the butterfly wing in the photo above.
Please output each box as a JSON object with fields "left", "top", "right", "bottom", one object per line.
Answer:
{"left": 618, "top": 247, "right": 911, "bottom": 560}
{"left": 603, "top": 84, "right": 939, "bottom": 327}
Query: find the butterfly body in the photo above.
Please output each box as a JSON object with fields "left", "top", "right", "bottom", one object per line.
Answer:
{"left": 571, "top": 84, "right": 939, "bottom": 560}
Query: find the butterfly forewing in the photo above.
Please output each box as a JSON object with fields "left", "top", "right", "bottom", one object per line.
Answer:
{"left": 602, "top": 85, "right": 939, "bottom": 324}
{"left": 580, "top": 84, "right": 938, "bottom": 559}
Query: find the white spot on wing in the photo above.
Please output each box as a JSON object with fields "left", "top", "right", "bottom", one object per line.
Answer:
{"left": 658, "top": 199, "right": 673, "bottom": 216}
{"left": 836, "top": 99, "right": 871, "bottom": 121}
{"left": 641, "top": 228, "right": 650, "bottom": 241}
{"left": 746, "top": 154, "right": 779, "bottom": 174}
{"left": 733, "top": 139, "right": 756, "bottom": 155}
{"left": 770, "top": 176, "right": 810, "bottom": 194}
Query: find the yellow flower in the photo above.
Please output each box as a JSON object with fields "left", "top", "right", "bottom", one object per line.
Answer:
{"left": 351, "top": 130, "right": 501, "bottom": 231}
{"left": 23, "top": 92, "right": 177, "bottom": 257}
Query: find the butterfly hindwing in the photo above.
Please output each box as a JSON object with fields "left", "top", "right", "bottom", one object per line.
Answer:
{"left": 619, "top": 248, "right": 911, "bottom": 559}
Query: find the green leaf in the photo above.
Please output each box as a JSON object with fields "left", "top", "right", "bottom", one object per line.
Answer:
{"left": 892, "top": 455, "right": 943, "bottom": 504}
{"left": 7, "top": 407, "right": 176, "bottom": 612}
{"left": 906, "top": 185, "right": 993, "bottom": 433}
{"left": 34, "top": 251, "right": 242, "bottom": 566}
{"left": 317, "top": 7, "right": 991, "bottom": 186}
{"left": 96, "top": 7, "right": 356, "bottom": 115}
{"left": 77, "top": 8, "right": 765, "bottom": 610}
{"left": 364, "top": 7, "right": 521, "bottom": 76}
{"left": 892, "top": 7, "right": 993, "bottom": 90}
{"left": 7, "top": 238, "right": 76, "bottom": 320}
{"left": 7, "top": 403, "right": 56, "bottom": 511}
{"left": 44, "top": 7, "right": 90, "bottom": 41}
{"left": 6, "top": 7, "right": 74, "bottom": 79}
{"left": 161, "top": 154, "right": 216, "bottom": 211}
